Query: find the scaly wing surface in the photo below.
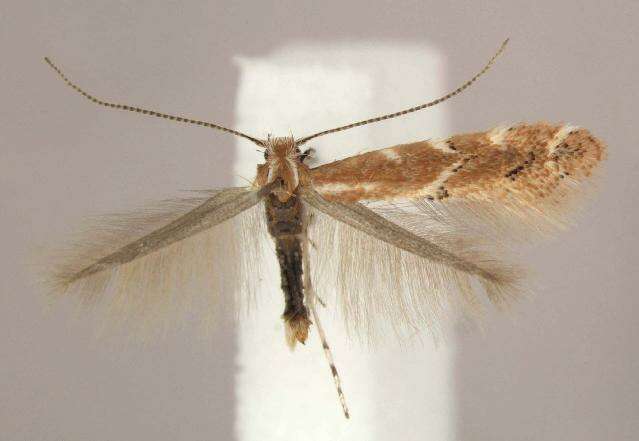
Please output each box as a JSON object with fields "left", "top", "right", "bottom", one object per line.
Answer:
{"left": 311, "top": 122, "right": 605, "bottom": 233}
{"left": 304, "top": 123, "right": 605, "bottom": 340}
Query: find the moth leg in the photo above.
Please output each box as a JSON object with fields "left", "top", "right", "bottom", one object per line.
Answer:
{"left": 315, "top": 295, "right": 327, "bottom": 308}
{"left": 301, "top": 228, "right": 350, "bottom": 419}
{"left": 305, "top": 211, "right": 318, "bottom": 250}
{"left": 303, "top": 210, "right": 324, "bottom": 305}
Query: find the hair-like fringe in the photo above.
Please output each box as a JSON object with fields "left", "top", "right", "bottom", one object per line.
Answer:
{"left": 371, "top": 158, "right": 605, "bottom": 249}
{"left": 39, "top": 195, "right": 272, "bottom": 337}
{"left": 306, "top": 204, "right": 525, "bottom": 344}
{"left": 37, "top": 150, "right": 601, "bottom": 342}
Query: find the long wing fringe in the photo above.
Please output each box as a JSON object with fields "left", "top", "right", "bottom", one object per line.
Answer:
{"left": 306, "top": 204, "right": 525, "bottom": 343}
{"left": 39, "top": 192, "right": 272, "bottom": 336}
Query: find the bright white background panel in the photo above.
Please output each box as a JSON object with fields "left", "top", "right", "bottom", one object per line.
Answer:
{"left": 232, "top": 42, "right": 454, "bottom": 441}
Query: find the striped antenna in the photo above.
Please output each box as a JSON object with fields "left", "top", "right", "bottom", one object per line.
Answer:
{"left": 297, "top": 39, "right": 509, "bottom": 146}
{"left": 44, "top": 57, "right": 265, "bottom": 147}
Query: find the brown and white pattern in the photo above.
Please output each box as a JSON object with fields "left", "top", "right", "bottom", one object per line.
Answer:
{"left": 43, "top": 40, "right": 607, "bottom": 419}
{"left": 311, "top": 122, "right": 605, "bottom": 207}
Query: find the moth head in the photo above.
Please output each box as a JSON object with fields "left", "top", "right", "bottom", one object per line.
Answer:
{"left": 256, "top": 135, "right": 308, "bottom": 201}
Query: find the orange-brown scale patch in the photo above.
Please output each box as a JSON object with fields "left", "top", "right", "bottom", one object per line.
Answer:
{"left": 443, "top": 124, "right": 563, "bottom": 202}
{"left": 310, "top": 141, "right": 459, "bottom": 202}
{"left": 447, "top": 124, "right": 606, "bottom": 205}
{"left": 551, "top": 129, "right": 606, "bottom": 180}
{"left": 310, "top": 122, "right": 606, "bottom": 205}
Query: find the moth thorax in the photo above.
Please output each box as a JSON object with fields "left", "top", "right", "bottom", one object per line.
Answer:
{"left": 265, "top": 136, "right": 301, "bottom": 201}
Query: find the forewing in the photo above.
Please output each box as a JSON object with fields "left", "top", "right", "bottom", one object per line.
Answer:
{"left": 310, "top": 122, "right": 606, "bottom": 236}
{"left": 45, "top": 187, "right": 272, "bottom": 334}
{"left": 304, "top": 122, "right": 605, "bottom": 340}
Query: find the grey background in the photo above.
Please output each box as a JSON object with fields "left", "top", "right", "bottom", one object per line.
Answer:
{"left": 2, "top": 1, "right": 637, "bottom": 440}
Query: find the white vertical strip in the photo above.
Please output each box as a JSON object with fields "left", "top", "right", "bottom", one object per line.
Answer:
{"left": 232, "top": 42, "right": 452, "bottom": 441}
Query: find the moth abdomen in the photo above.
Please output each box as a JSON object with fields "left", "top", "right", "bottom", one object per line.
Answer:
{"left": 265, "top": 192, "right": 310, "bottom": 347}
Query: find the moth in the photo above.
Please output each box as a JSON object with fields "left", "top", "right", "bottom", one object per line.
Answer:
{"left": 43, "top": 40, "right": 606, "bottom": 419}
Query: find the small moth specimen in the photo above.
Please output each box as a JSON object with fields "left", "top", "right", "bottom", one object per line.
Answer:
{"left": 44, "top": 40, "right": 606, "bottom": 418}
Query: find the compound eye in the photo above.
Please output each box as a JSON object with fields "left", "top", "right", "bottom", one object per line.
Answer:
{"left": 299, "top": 147, "right": 315, "bottom": 163}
